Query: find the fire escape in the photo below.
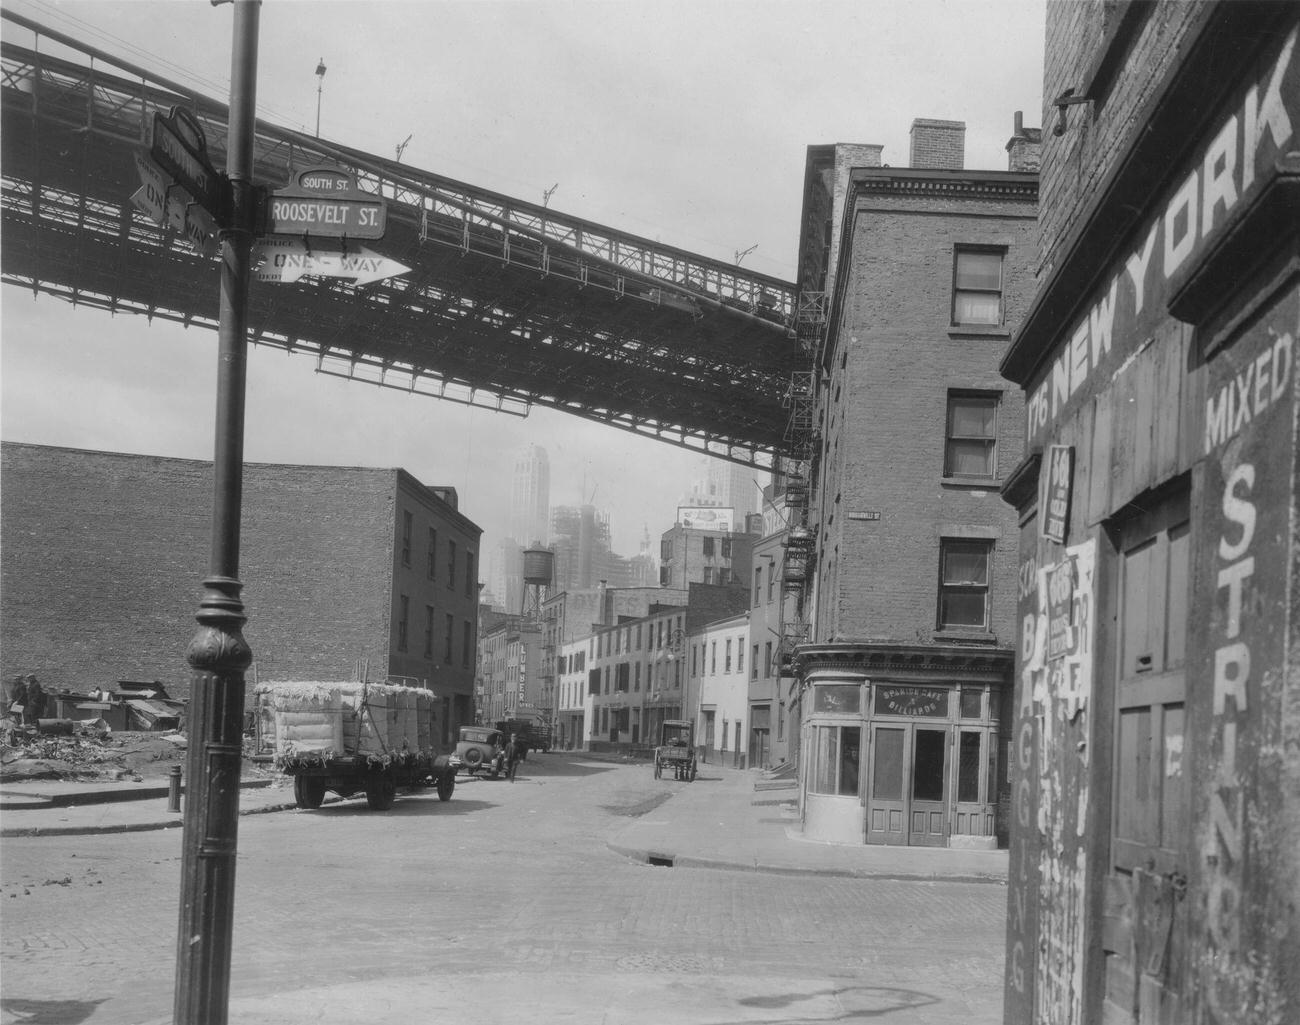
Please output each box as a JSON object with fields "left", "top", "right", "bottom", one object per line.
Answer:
{"left": 777, "top": 291, "right": 825, "bottom": 671}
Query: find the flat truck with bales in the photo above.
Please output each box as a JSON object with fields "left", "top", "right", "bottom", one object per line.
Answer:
{"left": 255, "top": 681, "right": 456, "bottom": 810}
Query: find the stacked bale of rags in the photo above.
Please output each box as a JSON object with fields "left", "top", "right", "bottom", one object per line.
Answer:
{"left": 254, "top": 682, "right": 344, "bottom": 768}
{"left": 257, "top": 682, "right": 437, "bottom": 768}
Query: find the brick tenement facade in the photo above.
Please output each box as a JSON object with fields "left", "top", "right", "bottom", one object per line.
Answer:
{"left": 786, "top": 116, "right": 1039, "bottom": 848}
{"left": 1, "top": 443, "right": 481, "bottom": 731}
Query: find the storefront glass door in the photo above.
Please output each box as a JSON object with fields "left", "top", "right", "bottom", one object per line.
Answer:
{"left": 909, "top": 728, "right": 949, "bottom": 846}
{"left": 866, "top": 726, "right": 907, "bottom": 844}
{"left": 866, "top": 724, "right": 952, "bottom": 846}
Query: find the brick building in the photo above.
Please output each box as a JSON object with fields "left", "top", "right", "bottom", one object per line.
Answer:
{"left": 1, "top": 442, "right": 482, "bottom": 739}
{"left": 787, "top": 117, "right": 1040, "bottom": 845}
{"left": 998, "top": 4, "right": 1300, "bottom": 1022}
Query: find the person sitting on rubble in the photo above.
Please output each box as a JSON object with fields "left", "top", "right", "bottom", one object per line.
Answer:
{"left": 7, "top": 676, "right": 27, "bottom": 721}
{"left": 22, "top": 676, "right": 45, "bottom": 726}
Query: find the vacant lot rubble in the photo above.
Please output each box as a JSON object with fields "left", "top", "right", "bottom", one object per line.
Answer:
{"left": 0, "top": 727, "right": 271, "bottom": 784}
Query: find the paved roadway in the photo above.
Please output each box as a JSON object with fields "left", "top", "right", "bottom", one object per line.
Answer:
{"left": 0, "top": 755, "right": 1005, "bottom": 1025}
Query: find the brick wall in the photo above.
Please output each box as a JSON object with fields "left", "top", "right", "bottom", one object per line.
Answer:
{"left": 813, "top": 180, "right": 1036, "bottom": 647}
{"left": 1037, "top": 1, "right": 1204, "bottom": 280}
{"left": 0, "top": 443, "right": 479, "bottom": 706}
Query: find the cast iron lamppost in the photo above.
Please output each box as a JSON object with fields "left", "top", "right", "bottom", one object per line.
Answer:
{"left": 174, "top": 2, "right": 260, "bottom": 1022}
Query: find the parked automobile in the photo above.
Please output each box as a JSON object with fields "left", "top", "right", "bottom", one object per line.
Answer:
{"left": 450, "top": 726, "right": 506, "bottom": 778}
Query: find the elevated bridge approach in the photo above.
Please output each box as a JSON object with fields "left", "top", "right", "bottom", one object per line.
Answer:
{"left": 0, "top": 12, "right": 804, "bottom": 469}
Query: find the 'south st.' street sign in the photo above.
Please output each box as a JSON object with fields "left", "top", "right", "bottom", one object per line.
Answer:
{"left": 252, "top": 237, "right": 410, "bottom": 286}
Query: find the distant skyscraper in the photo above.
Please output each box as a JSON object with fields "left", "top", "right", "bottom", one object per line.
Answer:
{"left": 679, "top": 456, "right": 764, "bottom": 524}
{"left": 508, "top": 445, "right": 550, "bottom": 546}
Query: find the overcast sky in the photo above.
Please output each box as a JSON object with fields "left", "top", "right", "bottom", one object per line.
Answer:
{"left": 0, "top": 0, "right": 1046, "bottom": 557}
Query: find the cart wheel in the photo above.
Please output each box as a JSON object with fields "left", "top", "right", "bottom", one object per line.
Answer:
{"left": 294, "top": 775, "right": 326, "bottom": 809}
{"left": 365, "top": 774, "right": 397, "bottom": 810}
{"left": 436, "top": 773, "right": 455, "bottom": 802}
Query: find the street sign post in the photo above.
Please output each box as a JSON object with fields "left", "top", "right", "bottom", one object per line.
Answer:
{"left": 252, "top": 236, "right": 409, "bottom": 285}
{"left": 265, "top": 165, "right": 386, "bottom": 239}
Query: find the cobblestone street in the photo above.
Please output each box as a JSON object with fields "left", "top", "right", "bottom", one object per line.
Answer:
{"left": 1, "top": 757, "right": 1005, "bottom": 1024}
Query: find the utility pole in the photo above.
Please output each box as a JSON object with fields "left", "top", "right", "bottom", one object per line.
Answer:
{"left": 174, "top": 2, "right": 260, "bottom": 1022}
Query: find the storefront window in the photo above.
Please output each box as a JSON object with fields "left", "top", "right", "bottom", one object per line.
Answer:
{"left": 813, "top": 684, "right": 860, "bottom": 714}
{"left": 811, "top": 725, "right": 861, "bottom": 796}
{"left": 960, "top": 687, "right": 983, "bottom": 718}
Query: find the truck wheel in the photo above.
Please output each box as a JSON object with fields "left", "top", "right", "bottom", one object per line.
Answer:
{"left": 365, "top": 774, "right": 397, "bottom": 810}
{"left": 437, "top": 774, "right": 455, "bottom": 802}
{"left": 294, "top": 776, "right": 326, "bottom": 809}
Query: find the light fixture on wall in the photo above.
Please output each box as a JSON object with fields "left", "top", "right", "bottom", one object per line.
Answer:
{"left": 1052, "top": 88, "right": 1092, "bottom": 137}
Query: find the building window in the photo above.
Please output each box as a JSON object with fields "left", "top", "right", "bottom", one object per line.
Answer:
{"left": 465, "top": 551, "right": 475, "bottom": 597}
{"left": 703, "top": 567, "right": 715, "bottom": 585}
{"left": 635, "top": 623, "right": 642, "bottom": 650}
{"left": 938, "top": 540, "right": 992, "bottom": 630}
{"left": 444, "top": 613, "right": 454, "bottom": 664}
{"left": 634, "top": 662, "right": 641, "bottom": 691}
{"left": 945, "top": 392, "right": 999, "bottom": 479}
{"left": 751, "top": 644, "right": 759, "bottom": 680}
{"left": 710, "top": 641, "right": 717, "bottom": 675}
{"left": 764, "top": 641, "right": 772, "bottom": 679}
{"left": 447, "top": 540, "right": 456, "bottom": 590}
{"left": 424, "top": 605, "right": 435, "bottom": 659}
{"left": 702, "top": 536, "right": 715, "bottom": 557}
{"left": 737, "top": 643, "right": 744, "bottom": 675}
{"left": 692, "top": 645, "right": 698, "bottom": 676}
{"left": 724, "top": 639, "right": 732, "bottom": 672}
{"left": 661, "top": 538, "right": 672, "bottom": 561}
{"left": 777, "top": 700, "right": 785, "bottom": 741}
{"left": 397, "top": 595, "right": 409, "bottom": 651}
{"left": 952, "top": 246, "right": 1004, "bottom": 326}
{"left": 754, "top": 567, "right": 762, "bottom": 605}
{"left": 401, "top": 511, "right": 412, "bottom": 567}
{"left": 810, "top": 725, "right": 861, "bottom": 796}
{"left": 721, "top": 539, "right": 731, "bottom": 558}
{"left": 462, "top": 621, "right": 473, "bottom": 668}
{"left": 1109, "top": 488, "right": 1189, "bottom": 874}
{"left": 427, "top": 528, "right": 437, "bottom": 579}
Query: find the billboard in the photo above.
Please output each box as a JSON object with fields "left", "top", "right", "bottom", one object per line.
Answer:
{"left": 677, "top": 506, "right": 734, "bottom": 532}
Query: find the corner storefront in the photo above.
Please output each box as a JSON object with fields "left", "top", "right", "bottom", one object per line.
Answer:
{"left": 794, "top": 643, "right": 1012, "bottom": 847}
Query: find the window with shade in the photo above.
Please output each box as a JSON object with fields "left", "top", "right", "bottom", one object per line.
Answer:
{"left": 810, "top": 725, "right": 861, "bottom": 796}
{"left": 952, "top": 247, "right": 1004, "bottom": 326}
{"left": 938, "top": 540, "right": 992, "bottom": 630}
{"left": 945, "top": 392, "right": 999, "bottom": 480}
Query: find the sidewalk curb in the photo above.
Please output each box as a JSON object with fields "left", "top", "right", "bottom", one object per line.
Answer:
{"left": 0, "top": 790, "right": 345, "bottom": 838}
{"left": 605, "top": 840, "right": 1009, "bottom": 883}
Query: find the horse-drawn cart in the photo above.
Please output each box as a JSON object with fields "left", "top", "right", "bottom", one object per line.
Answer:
{"left": 653, "top": 718, "right": 697, "bottom": 781}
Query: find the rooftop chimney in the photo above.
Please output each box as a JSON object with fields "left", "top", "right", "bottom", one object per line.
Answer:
{"left": 909, "top": 118, "right": 965, "bottom": 170}
{"left": 1005, "top": 110, "right": 1043, "bottom": 173}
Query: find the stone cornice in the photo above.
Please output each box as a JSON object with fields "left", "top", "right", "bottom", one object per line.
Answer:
{"left": 792, "top": 640, "right": 1014, "bottom": 680}
{"left": 850, "top": 170, "right": 1038, "bottom": 203}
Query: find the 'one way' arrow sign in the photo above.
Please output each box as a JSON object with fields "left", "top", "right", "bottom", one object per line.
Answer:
{"left": 253, "top": 237, "right": 410, "bottom": 286}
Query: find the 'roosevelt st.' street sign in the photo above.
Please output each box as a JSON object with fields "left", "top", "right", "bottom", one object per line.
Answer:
{"left": 264, "top": 165, "right": 387, "bottom": 239}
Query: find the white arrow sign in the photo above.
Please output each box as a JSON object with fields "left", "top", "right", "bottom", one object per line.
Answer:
{"left": 252, "top": 237, "right": 410, "bottom": 286}
{"left": 130, "top": 153, "right": 217, "bottom": 258}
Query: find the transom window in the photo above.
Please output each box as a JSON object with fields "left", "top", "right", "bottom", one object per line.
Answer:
{"left": 938, "top": 540, "right": 992, "bottom": 630}
{"left": 945, "top": 393, "right": 999, "bottom": 479}
{"left": 952, "top": 247, "right": 1004, "bottom": 326}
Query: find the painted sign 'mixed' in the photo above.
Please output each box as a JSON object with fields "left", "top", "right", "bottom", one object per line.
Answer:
{"left": 1025, "top": 28, "right": 1297, "bottom": 446}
